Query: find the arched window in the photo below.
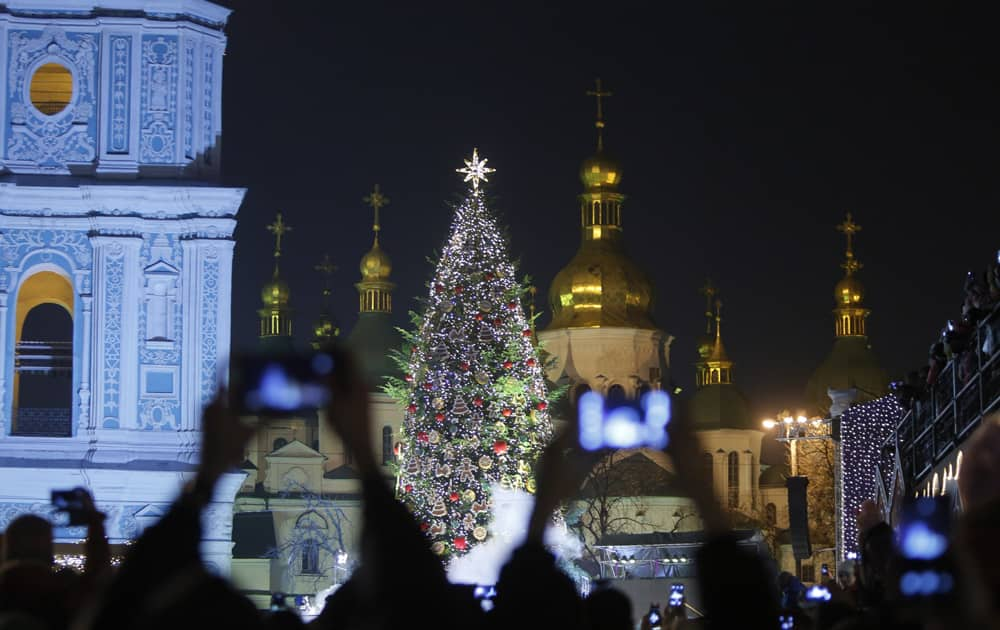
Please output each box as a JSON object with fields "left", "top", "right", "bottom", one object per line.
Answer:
{"left": 295, "top": 511, "right": 327, "bottom": 575}
{"left": 702, "top": 452, "right": 714, "bottom": 487}
{"left": 766, "top": 503, "right": 777, "bottom": 526}
{"left": 272, "top": 437, "right": 288, "bottom": 452}
{"left": 301, "top": 540, "right": 320, "bottom": 574}
{"left": 607, "top": 384, "right": 626, "bottom": 404}
{"left": 13, "top": 270, "right": 75, "bottom": 437}
{"left": 728, "top": 451, "right": 740, "bottom": 508}
{"left": 382, "top": 426, "right": 394, "bottom": 465}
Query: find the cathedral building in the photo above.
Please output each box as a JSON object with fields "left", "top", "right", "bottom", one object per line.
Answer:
{"left": 231, "top": 192, "right": 403, "bottom": 607}
{"left": 805, "top": 213, "right": 888, "bottom": 415}
{"left": 0, "top": 0, "right": 244, "bottom": 573}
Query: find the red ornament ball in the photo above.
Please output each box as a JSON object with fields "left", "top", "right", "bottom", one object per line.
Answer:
{"left": 501, "top": 408, "right": 512, "bottom": 417}
{"left": 502, "top": 360, "right": 513, "bottom": 370}
{"left": 405, "top": 484, "right": 413, "bottom": 493}
{"left": 434, "top": 283, "right": 444, "bottom": 293}
{"left": 393, "top": 443, "right": 402, "bottom": 456}
{"left": 536, "top": 401, "right": 548, "bottom": 411}
{"left": 454, "top": 537, "right": 468, "bottom": 551}
{"left": 420, "top": 521, "right": 429, "bottom": 531}
{"left": 449, "top": 491, "right": 460, "bottom": 502}
{"left": 493, "top": 318, "right": 503, "bottom": 327}
{"left": 417, "top": 431, "right": 429, "bottom": 443}
{"left": 435, "top": 413, "right": 445, "bottom": 422}
{"left": 454, "top": 285, "right": 464, "bottom": 294}
{"left": 473, "top": 397, "right": 484, "bottom": 407}
{"left": 493, "top": 440, "right": 509, "bottom": 455}
{"left": 460, "top": 361, "right": 470, "bottom": 371}
{"left": 523, "top": 329, "right": 533, "bottom": 337}
{"left": 407, "top": 404, "right": 417, "bottom": 413}
{"left": 474, "top": 313, "right": 483, "bottom": 321}
{"left": 404, "top": 374, "right": 414, "bottom": 382}
{"left": 485, "top": 272, "right": 494, "bottom": 281}
{"left": 423, "top": 382, "right": 434, "bottom": 391}
{"left": 526, "top": 358, "right": 536, "bottom": 367}
{"left": 507, "top": 301, "right": 517, "bottom": 310}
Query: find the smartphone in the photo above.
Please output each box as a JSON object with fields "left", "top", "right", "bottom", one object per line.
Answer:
{"left": 896, "top": 496, "right": 954, "bottom": 599}
{"left": 473, "top": 584, "right": 496, "bottom": 612}
{"left": 647, "top": 604, "right": 662, "bottom": 628}
{"left": 578, "top": 390, "right": 671, "bottom": 451}
{"left": 805, "top": 585, "right": 831, "bottom": 602}
{"left": 821, "top": 563, "right": 829, "bottom": 577}
{"left": 51, "top": 488, "right": 88, "bottom": 526}
{"left": 779, "top": 614, "right": 795, "bottom": 629}
{"left": 231, "top": 351, "right": 337, "bottom": 416}
{"left": 668, "top": 583, "right": 685, "bottom": 608}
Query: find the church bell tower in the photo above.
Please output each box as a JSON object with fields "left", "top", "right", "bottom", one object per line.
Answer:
{"left": 0, "top": 1, "right": 245, "bottom": 573}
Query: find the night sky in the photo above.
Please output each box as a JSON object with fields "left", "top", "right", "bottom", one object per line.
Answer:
{"left": 216, "top": 1, "right": 998, "bottom": 437}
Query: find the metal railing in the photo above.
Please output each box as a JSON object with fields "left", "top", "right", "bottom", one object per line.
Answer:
{"left": 878, "top": 305, "right": 1000, "bottom": 493}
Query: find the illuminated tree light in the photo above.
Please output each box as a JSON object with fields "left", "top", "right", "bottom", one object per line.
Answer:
{"left": 840, "top": 395, "right": 905, "bottom": 558}
{"left": 390, "top": 154, "right": 554, "bottom": 561}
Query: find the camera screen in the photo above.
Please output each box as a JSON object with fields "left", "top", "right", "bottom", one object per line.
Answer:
{"left": 578, "top": 390, "right": 671, "bottom": 451}
{"left": 51, "top": 489, "right": 84, "bottom": 511}
{"left": 236, "top": 353, "right": 334, "bottom": 415}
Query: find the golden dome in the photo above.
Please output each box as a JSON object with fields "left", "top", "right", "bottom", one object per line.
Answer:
{"left": 835, "top": 275, "right": 864, "bottom": 306}
{"left": 360, "top": 240, "right": 392, "bottom": 281}
{"left": 580, "top": 151, "right": 622, "bottom": 191}
{"left": 261, "top": 276, "right": 290, "bottom": 307}
{"left": 547, "top": 240, "right": 655, "bottom": 329}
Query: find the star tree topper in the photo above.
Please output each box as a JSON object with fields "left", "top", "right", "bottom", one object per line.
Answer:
{"left": 456, "top": 147, "right": 495, "bottom": 191}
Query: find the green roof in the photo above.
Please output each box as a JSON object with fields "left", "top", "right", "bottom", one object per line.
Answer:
{"left": 688, "top": 383, "right": 754, "bottom": 431}
{"left": 346, "top": 312, "right": 402, "bottom": 391}
{"left": 805, "top": 336, "right": 888, "bottom": 415}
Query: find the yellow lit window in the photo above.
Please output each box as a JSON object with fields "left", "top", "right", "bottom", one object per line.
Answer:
{"left": 30, "top": 63, "right": 74, "bottom": 116}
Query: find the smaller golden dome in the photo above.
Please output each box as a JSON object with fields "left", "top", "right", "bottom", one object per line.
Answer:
{"left": 360, "top": 241, "right": 392, "bottom": 281}
{"left": 261, "top": 277, "right": 290, "bottom": 307}
{"left": 580, "top": 151, "right": 621, "bottom": 190}
{"left": 835, "top": 275, "right": 864, "bottom": 306}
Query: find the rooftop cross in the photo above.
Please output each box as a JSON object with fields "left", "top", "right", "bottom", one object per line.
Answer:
{"left": 363, "top": 184, "right": 390, "bottom": 243}
{"left": 836, "top": 212, "right": 863, "bottom": 276}
{"left": 586, "top": 78, "right": 613, "bottom": 151}
{"left": 699, "top": 278, "right": 717, "bottom": 334}
{"left": 266, "top": 212, "right": 292, "bottom": 276}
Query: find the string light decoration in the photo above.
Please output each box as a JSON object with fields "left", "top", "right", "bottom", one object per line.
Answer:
{"left": 840, "top": 394, "right": 905, "bottom": 557}
{"left": 388, "top": 149, "right": 554, "bottom": 561}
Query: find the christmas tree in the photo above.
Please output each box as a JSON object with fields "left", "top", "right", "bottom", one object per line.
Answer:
{"left": 391, "top": 149, "right": 554, "bottom": 560}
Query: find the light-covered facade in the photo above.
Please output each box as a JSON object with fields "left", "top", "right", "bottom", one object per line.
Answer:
{"left": 0, "top": 0, "right": 244, "bottom": 573}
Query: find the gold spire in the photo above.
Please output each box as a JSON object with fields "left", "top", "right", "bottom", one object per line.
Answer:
{"left": 357, "top": 185, "right": 395, "bottom": 314}
{"left": 695, "top": 290, "right": 733, "bottom": 388}
{"left": 311, "top": 254, "right": 339, "bottom": 348}
{"left": 832, "top": 212, "right": 869, "bottom": 337}
{"left": 547, "top": 81, "right": 652, "bottom": 330}
{"left": 586, "top": 78, "right": 613, "bottom": 152}
{"left": 259, "top": 212, "right": 293, "bottom": 340}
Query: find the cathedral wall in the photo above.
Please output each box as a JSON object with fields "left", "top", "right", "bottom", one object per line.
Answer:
{"left": 538, "top": 327, "right": 669, "bottom": 396}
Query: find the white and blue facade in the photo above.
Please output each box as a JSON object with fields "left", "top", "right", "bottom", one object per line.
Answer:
{"left": 0, "top": 0, "right": 244, "bottom": 573}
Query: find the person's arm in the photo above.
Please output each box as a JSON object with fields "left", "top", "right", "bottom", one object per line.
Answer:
{"left": 663, "top": 406, "right": 778, "bottom": 628}
{"left": 81, "top": 395, "right": 253, "bottom": 629}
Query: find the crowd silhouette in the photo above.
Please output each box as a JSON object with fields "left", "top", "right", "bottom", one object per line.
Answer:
{"left": 1, "top": 348, "right": 998, "bottom": 629}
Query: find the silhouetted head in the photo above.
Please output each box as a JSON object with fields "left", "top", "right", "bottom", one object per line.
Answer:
{"left": 584, "top": 586, "right": 633, "bottom": 630}
{"left": 1, "top": 515, "right": 52, "bottom": 565}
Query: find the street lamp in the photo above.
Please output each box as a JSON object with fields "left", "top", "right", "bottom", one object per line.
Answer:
{"left": 761, "top": 410, "right": 830, "bottom": 476}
